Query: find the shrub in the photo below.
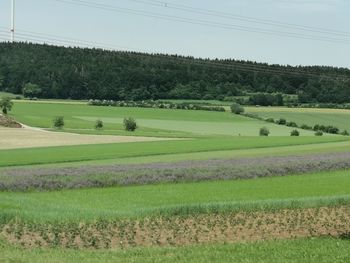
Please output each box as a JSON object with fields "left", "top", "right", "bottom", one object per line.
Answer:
{"left": 315, "top": 131, "right": 323, "bottom": 136}
{"left": 300, "top": 124, "right": 312, "bottom": 130}
{"left": 123, "top": 117, "right": 137, "bottom": 131}
{"left": 290, "top": 129, "right": 300, "bottom": 136}
{"left": 259, "top": 127, "right": 270, "bottom": 136}
{"left": 216, "top": 95, "right": 225, "bottom": 101}
{"left": 230, "top": 103, "right": 244, "bottom": 115}
{"left": 0, "top": 97, "right": 13, "bottom": 115}
{"left": 276, "top": 118, "right": 286, "bottom": 125}
{"left": 341, "top": 130, "right": 349, "bottom": 136}
{"left": 53, "top": 116, "right": 64, "bottom": 129}
{"left": 313, "top": 124, "right": 340, "bottom": 134}
{"left": 326, "top": 126, "right": 339, "bottom": 134}
{"left": 88, "top": 100, "right": 226, "bottom": 112}
{"left": 248, "top": 93, "right": 284, "bottom": 106}
{"left": 286, "top": 121, "right": 298, "bottom": 127}
{"left": 23, "top": 83, "right": 42, "bottom": 98}
{"left": 265, "top": 118, "right": 275, "bottom": 123}
{"left": 202, "top": 94, "right": 214, "bottom": 100}
{"left": 95, "top": 119, "right": 104, "bottom": 130}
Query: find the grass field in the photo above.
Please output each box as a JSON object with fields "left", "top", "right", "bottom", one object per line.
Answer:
{"left": 10, "top": 101, "right": 315, "bottom": 136}
{"left": 1, "top": 237, "right": 349, "bottom": 263}
{"left": 246, "top": 106, "right": 350, "bottom": 131}
{"left": 1, "top": 170, "right": 349, "bottom": 222}
{"left": 0, "top": 136, "right": 347, "bottom": 167}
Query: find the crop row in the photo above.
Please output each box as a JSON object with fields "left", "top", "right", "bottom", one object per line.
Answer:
{"left": 2, "top": 206, "right": 349, "bottom": 249}
{"left": 2, "top": 152, "right": 350, "bottom": 191}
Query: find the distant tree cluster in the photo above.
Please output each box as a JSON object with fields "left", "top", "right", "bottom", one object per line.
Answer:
{"left": 0, "top": 42, "right": 350, "bottom": 103}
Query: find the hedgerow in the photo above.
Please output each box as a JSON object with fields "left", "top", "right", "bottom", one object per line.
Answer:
{"left": 88, "top": 100, "right": 225, "bottom": 112}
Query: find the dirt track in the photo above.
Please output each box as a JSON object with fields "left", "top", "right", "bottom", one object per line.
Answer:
{"left": 0, "top": 127, "right": 172, "bottom": 150}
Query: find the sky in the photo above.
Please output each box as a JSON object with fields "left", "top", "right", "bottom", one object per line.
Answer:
{"left": 0, "top": 0, "right": 349, "bottom": 68}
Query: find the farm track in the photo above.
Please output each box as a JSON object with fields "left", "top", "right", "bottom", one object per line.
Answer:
{"left": 2, "top": 206, "right": 349, "bottom": 249}
{"left": 2, "top": 151, "right": 350, "bottom": 191}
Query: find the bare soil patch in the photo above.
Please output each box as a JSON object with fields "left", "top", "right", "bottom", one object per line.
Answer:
{"left": 0, "top": 127, "right": 173, "bottom": 150}
{"left": 2, "top": 206, "right": 349, "bottom": 249}
{"left": 0, "top": 115, "right": 22, "bottom": 128}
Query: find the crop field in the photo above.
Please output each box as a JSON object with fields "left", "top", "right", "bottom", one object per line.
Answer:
{"left": 11, "top": 101, "right": 316, "bottom": 136}
{"left": 0, "top": 127, "right": 171, "bottom": 150}
{"left": 1, "top": 100, "right": 350, "bottom": 261}
{"left": 246, "top": 106, "right": 350, "bottom": 131}
{"left": 1, "top": 169, "right": 350, "bottom": 221}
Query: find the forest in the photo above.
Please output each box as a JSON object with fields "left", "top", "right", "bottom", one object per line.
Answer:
{"left": 0, "top": 42, "right": 350, "bottom": 103}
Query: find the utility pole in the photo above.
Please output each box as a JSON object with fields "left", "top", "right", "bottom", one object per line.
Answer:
{"left": 11, "top": 0, "right": 15, "bottom": 42}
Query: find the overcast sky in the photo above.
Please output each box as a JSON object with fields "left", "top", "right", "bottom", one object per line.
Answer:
{"left": 0, "top": 0, "right": 349, "bottom": 68}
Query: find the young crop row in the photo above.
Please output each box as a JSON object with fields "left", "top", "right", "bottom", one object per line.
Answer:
{"left": 2, "top": 152, "right": 350, "bottom": 191}
{"left": 2, "top": 206, "right": 349, "bottom": 249}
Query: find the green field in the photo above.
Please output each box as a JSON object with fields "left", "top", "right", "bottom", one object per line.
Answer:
{"left": 1, "top": 170, "right": 349, "bottom": 222}
{"left": 0, "top": 136, "right": 347, "bottom": 167}
{"left": 10, "top": 101, "right": 316, "bottom": 136}
{"left": 246, "top": 106, "right": 350, "bottom": 131}
{"left": 1, "top": 237, "right": 349, "bottom": 263}
{"left": 2, "top": 100, "right": 350, "bottom": 261}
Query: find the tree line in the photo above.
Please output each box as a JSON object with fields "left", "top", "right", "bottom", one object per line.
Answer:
{"left": 0, "top": 42, "right": 349, "bottom": 103}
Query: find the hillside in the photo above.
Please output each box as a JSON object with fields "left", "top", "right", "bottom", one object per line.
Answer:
{"left": 0, "top": 42, "right": 349, "bottom": 103}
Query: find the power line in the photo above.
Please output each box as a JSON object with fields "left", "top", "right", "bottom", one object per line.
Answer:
{"left": 0, "top": 28, "right": 348, "bottom": 78}
{"left": 127, "top": 0, "right": 350, "bottom": 38}
{"left": 0, "top": 27, "right": 131, "bottom": 50}
{"left": 1, "top": 30, "right": 349, "bottom": 81}
{"left": 51, "top": 0, "right": 350, "bottom": 45}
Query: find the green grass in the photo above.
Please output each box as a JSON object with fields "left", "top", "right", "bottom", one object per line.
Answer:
{"left": 1, "top": 170, "right": 349, "bottom": 222}
{"left": 3, "top": 139, "right": 349, "bottom": 169}
{"left": 1, "top": 237, "right": 349, "bottom": 263}
{"left": 246, "top": 106, "right": 350, "bottom": 132}
{"left": 11, "top": 101, "right": 316, "bottom": 136}
{"left": 0, "top": 91, "right": 23, "bottom": 99}
{"left": 0, "top": 136, "right": 347, "bottom": 167}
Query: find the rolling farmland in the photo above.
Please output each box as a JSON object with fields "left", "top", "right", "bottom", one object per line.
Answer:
{"left": 1, "top": 100, "right": 350, "bottom": 262}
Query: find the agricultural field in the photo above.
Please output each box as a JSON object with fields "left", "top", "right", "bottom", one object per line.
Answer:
{"left": 0, "top": 127, "right": 172, "bottom": 150}
{"left": 1, "top": 99, "right": 350, "bottom": 262}
{"left": 11, "top": 101, "right": 316, "bottom": 136}
{"left": 246, "top": 106, "right": 350, "bottom": 132}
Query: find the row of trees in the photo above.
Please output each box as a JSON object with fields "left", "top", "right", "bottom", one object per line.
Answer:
{"left": 53, "top": 116, "right": 137, "bottom": 131}
{"left": 1, "top": 42, "right": 350, "bottom": 103}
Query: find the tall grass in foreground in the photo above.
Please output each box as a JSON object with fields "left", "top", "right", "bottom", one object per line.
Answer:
{"left": 0, "top": 237, "right": 349, "bottom": 263}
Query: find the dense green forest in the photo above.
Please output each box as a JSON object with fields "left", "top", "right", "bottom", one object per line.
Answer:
{"left": 0, "top": 42, "right": 349, "bottom": 103}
